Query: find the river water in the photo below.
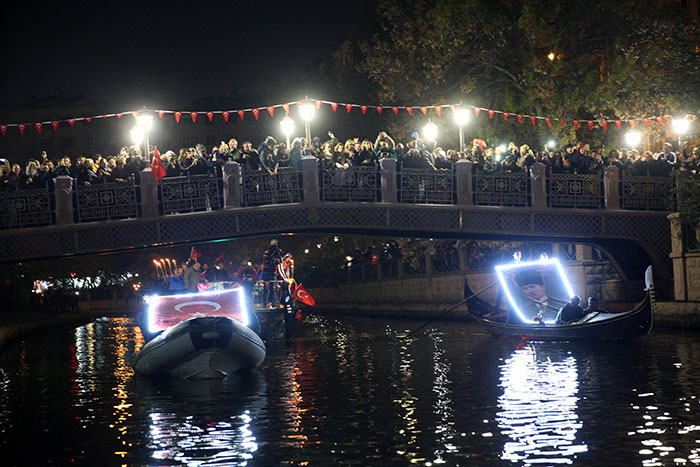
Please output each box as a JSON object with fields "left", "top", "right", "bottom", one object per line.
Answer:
{"left": 0, "top": 314, "right": 699, "bottom": 466}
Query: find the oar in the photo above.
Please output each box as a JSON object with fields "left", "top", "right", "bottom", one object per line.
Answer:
{"left": 400, "top": 281, "right": 498, "bottom": 339}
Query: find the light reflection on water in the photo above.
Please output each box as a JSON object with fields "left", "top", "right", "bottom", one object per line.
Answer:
{"left": 497, "top": 344, "right": 587, "bottom": 464}
{"left": 0, "top": 315, "right": 699, "bottom": 465}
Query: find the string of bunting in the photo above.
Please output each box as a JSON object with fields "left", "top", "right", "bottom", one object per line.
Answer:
{"left": 1, "top": 98, "right": 697, "bottom": 137}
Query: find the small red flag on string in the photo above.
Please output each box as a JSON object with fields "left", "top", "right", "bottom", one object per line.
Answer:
{"left": 267, "top": 107, "right": 274, "bottom": 117}
{"left": 222, "top": 111, "right": 230, "bottom": 122}
{"left": 116, "top": 113, "right": 123, "bottom": 118}
{"left": 545, "top": 118, "right": 551, "bottom": 127}
{"left": 361, "top": 105, "right": 367, "bottom": 114}
{"left": 175, "top": 112, "right": 182, "bottom": 123}
{"left": 435, "top": 106, "right": 442, "bottom": 117}
{"left": 376, "top": 106, "right": 383, "bottom": 114}
{"left": 420, "top": 106, "right": 427, "bottom": 115}
{"left": 406, "top": 107, "right": 413, "bottom": 116}
{"left": 559, "top": 119, "right": 565, "bottom": 127}
{"left": 346, "top": 104, "right": 352, "bottom": 113}
{"left": 85, "top": 117, "right": 92, "bottom": 123}
{"left": 282, "top": 103, "right": 290, "bottom": 113}
{"left": 450, "top": 104, "right": 457, "bottom": 112}
{"left": 503, "top": 113, "right": 510, "bottom": 121}
{"left": 69, "top": 119, "right": 75, "bottom": 127}
{"left": 628, "top": 119, "right": 636, "bottom": 128}
{"left": 516, "top": 114, "right": 523, "bottom": 124}
{"left": 51, "top": 121, "right": 59, "bottom": 131}
{"left": 151, "top": 146, "right": 167, "bottom": 184}
{"left": 370, "top": 254, "right": 379, "bottom": 265}
{"left": 0, "top": 125, "right": 7, "bottom": 137}
{"left": 656, "top": 116, "right": 664, "bottom": 124}
{"left": 643, "top": 118, "right": 651, "bottom": 126}
{"left": 330, "top": 102, "right": 338, "bottom": 112}
{"left": 392, "top": 107, "right": 398, "bottom": 115}
{"left": 18, "top": 124, "right": 25, "bottom": 135}
{"left": 488, "top": 109, "right": 495, "bottom": 119}
{"left": 530, "top": 116, "right": 537, "bottom": 126}
{"left": 573, "top": 120, "right": 580, "bottom": 130}
{"left": 615, "top": 120, "right": 622, "bottom": 129}
{"left": 252, "top": 109, "right": 259, "bottom": 120}
{"left": 473, "top": 107, "right": 481, "bottom": 117}
{"left": 190, "top": 112, "right": 198, "bottom": 123}
{"left": 157, "top": 110, "right": 165, "bottom": 118}
{"left": 35, "top": 122, "right": 42, "bottom": 134}
{"left": 601, "top": 121, "right": 608, "bottom": 131}
{"left": 207, "top": 112, "right": 214, "bottom": 122}
{"left": 587, "top": 121, "right": 594, "bottom": 130}
{"left": 238, "top": 110, "right": 245, "bottom": 120}
{"left": 315, "top": 100, "right": 322, "bottom": 110}
{"left": 296, "top": 101, "right": 303, "bottom": 107}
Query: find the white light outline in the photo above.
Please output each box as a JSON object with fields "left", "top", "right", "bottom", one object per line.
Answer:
{"left": 495, "top": 258, "right": 576, "bottom": 324}
{"left": 145, "top": 287, "right": 249, "bottom": 333}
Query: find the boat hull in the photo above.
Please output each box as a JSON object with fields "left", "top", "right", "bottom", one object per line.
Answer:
{"left": 133, "top": 316, "right": 266, "bottom": 379}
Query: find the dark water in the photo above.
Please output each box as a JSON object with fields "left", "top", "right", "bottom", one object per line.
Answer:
{"left": 1, "top": 315, "right": 699, "bottom": 466}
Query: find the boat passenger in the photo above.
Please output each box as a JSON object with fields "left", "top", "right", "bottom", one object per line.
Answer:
{"left": 555, "top": 296, "right": 586, "bottom": 325}
{"left": 261, "top": 239, "right": 284, "bottom": 308}
{"left": 168, "top": 267, "right": 185, "bottom": 292}
{"left": 184, "top": 260, "right": 204, "bottom": 291}
{"left": 584, "top": 297, "right": 607, "bottom": 314}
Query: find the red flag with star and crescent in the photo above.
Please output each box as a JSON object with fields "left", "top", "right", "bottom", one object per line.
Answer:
{"left": 151, "top": 146, "right": 167, "bottom": 183}
{"left": 292, "top": 283, "right": 315, "bottom": 306}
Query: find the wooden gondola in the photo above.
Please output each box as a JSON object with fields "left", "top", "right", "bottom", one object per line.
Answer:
{"left": 464, "top": 266, "right": 655, "bottom": 342}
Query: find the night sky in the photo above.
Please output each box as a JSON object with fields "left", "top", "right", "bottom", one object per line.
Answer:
{"left": 1, "top": 1, "right": 353, "bottom": 110}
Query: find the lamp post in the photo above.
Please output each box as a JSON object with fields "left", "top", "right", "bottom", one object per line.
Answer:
{"left": 672, "top": 117, "right": 690, "bottom": 154}
{"left": 134, "top": 113, "right": 154, "bottom": 160}
{"left": 423, "top": 120, "right": 438, "bottom": 142}
{"left": 625, "top": 130, "right": 641, "bottom": 149}
{"left": 299, "top": 102, "right": 315, "bottom": 149}
{"left": 453, "top": 108, "right": 469, "bottom": 152}
{"left": 280, "top": 115, "right": 295, "bottom": 148}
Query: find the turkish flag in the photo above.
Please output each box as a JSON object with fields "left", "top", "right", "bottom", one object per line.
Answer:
{"left": 292, "top": 283, "right": 315, "bottom": 306}
{"left": 190, "top": 246, "right": 202, "bottom": 261}
{"left": 151, "top": 146, "right": 167, "bottom": 183}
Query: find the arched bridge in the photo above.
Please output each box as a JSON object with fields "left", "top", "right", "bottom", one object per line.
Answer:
{"left": 0, "top": 158, "right": 674, "bottom": 284}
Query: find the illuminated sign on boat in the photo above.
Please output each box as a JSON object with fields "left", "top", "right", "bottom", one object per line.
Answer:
{"left": 495, "top": 258, "right": 576, "bottom": 324}
{"left": 145, "top": 287, "right": 249, "bottom": 333}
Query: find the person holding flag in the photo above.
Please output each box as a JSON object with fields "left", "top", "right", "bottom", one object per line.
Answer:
{"left": 151, "top": 146, "right": 167, "bottom": 183}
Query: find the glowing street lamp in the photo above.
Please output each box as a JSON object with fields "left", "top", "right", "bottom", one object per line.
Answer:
{"left": 454, "top": 108, "right": 470, "bottom": 152}
{"left": 547, "top": 140, "right": 556, "bottom": 149}
{"left": 672, "top": 117, "right": 691, "bottom": 150}
{"left": 423, "top": 120, "right": 438, "bottom": 142}
{"left": 299, "top": 102, "right": 316, "bottom": 148}
{"left": 131, "top": 113, "right": 154, "bottom": 160}
{"left": 280, "top": 115, "right": 295, "bottom": 147}
{"left": 625, "top": 130, "right": 641, "bottom": 149}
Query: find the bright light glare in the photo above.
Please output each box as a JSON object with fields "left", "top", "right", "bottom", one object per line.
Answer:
{"left": 299, "top": 104, "right": 315, "bottom": 122}
{"left": 547, "top": 140, "right": 556, "bottom": 148}
{"left": 547, "top": 52, "right": 555, "bottom": 61}
{"left": 280, "top": 115, "right": 295, "bottom": 136}
{"left": 136, "top": 114, "right": 154, "bottom": 132}
{"left": 345, "top": 256, "right": 353, "bottom": 261}
{"left": 672, "top": 118, "right": 690, "bottom": 135}
{"left": 423, "top": 121, "right": 438, "bottom": 141}
{"left": 130, "top": 128, "right": 143, "bottom": 145}
{"left": 454, "top": 109, "right": 470, "bottom": 126}
{"left": 625, "top": 130, "right": 641, "bottom": 148}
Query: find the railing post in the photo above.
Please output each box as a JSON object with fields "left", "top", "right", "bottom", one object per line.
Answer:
{"left": 301, "top": 156, "right": 320, "bottom": 204}
{"left": 54, "top": 176, "right": 75, "bottom": 225}
{"left": 380, "top": 158, "right": 397, "bottom": 204}
{"left": 223, "top": 162, "right": 242, "bottom": 208}
{"left": 675, "top": 171, "right": 688, "bottom": 208}
{"left": 604, "top": 165, "right": 620, "bottom": 210}
{"left": 530, "top": 162, "right": 547, "bottom": 208}
{"left": 455, "top": 160, "right": 473, "bottom": 206}
{"left": 139, "top": 168, "right": 159, "bottom": 217}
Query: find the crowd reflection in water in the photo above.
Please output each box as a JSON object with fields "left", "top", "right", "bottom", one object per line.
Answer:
{"left": 497, "top": 343, "right": 588, "bottom": 464}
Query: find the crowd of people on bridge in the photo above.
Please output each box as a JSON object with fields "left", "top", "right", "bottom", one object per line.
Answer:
{"left": 2, "top": 130, "right": 699, "bottom": 192}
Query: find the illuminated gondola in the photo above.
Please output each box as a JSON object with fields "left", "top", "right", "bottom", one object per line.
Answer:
{"left": 464, "top": 262, "right": 654, "bottom": 342}
{"left": 132, "top": 285, "right": 265, "bottom": 379}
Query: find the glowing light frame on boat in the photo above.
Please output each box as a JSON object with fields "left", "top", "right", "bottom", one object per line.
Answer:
{"left": 145, "top": 287, "right": 249, "bottom": 334}
{"left": 495, "top": 258, "right": 576, "bottom": 324}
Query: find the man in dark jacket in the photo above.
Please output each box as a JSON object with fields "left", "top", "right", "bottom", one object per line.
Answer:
{"left": 259, "top": 136, "right": 279, "bottom": 175}
{"left": 556, "top": 296, "right": 586, "bottom": 325}
{"left": 261, "top": 239, "right": 284, "bottom": 308}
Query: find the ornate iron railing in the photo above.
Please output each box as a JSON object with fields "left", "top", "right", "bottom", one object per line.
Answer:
{"left": 398, "top": 167, "right": 454, "bottom": 204}
{"left": 473, "top": 170, "right": 529, "bottom": 206}
{"left": 74, "top": 179, "right": 139, "bottom": 222}
{"left": 320, "top": 165, "right": 379, "bottom": 202}
{"left": 241, "top": 167, "right": 301, "bottom": 207}
{"left": 621, "top": 173, "right": 674, "bottom": 211}
{"left": 160, "top": 173, "right": 222, "bottom": 214}
{"left": 0, "top": 186, "right": 53, "bottom": 229}
{"left": 548, "top": 172, "right": 603, "bottom": 208}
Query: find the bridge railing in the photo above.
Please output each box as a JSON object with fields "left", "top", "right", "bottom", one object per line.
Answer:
{"left": 0, "top": 185, "right": 53, "bottom": 229}
{"left": 74, "top": 178, "right": 139, "bottom": 222}
{"left": 1, "top": 160, "right": 681, "bottom": 231}
{"left": 241, "top": 167, "right": 301, "bottom": 207}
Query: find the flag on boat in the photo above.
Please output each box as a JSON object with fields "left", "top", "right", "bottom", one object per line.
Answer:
{"left": 215, "top": 253, "right": 225, "bottom": 263}
{"left": 292, "top": 283, "right": 315, "bottom": 306}
{"left": 151, "top": 146, "right": 167, "bottom": 183}
{"left": 190, "top": 246, "right": 202, "bottom": 261}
